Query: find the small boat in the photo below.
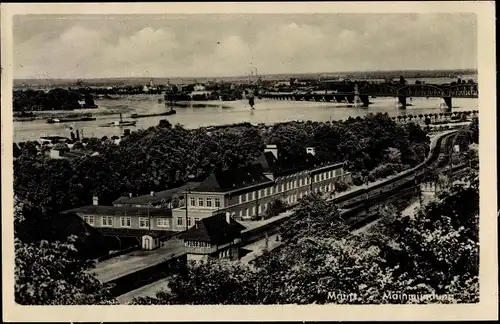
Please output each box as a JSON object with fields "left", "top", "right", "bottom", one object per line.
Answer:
{"left": 99, "top": 113, "right": 137, "bottom": 127}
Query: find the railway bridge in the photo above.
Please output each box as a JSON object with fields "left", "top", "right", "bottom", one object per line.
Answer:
{"left": 261, "top": 82, "right": 478, "bottom": 109}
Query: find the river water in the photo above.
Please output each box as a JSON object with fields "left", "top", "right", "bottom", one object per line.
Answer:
{"left": 13, "top": 95, "right": 478, "bottom": 143}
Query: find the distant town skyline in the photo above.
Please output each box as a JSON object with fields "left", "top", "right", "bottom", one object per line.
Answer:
{"left": 14, "top": 14, "right": 477, "bottom": 80}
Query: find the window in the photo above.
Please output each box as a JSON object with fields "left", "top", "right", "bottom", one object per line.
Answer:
{"left": 244, "top": 208, "right": 248, "bottom": 216}
{"left": 83, "top": 215, "right": 95, "bottom": 225}
{"left": 101, "top": 216, "right": 113, "bottom": 227}
{"left": 258, "top": 205, "right": 262, "bottom": 214}
{"left": 246, "top": 193, "right": 250, "bottom": 201}
{"left": 198, "top": 198, "right": 204, "bottom": 207}
{"left": 264, "top": 203, "right": 268, "bottom": 211}
{"left": 251, "top": 192, "right": 255, "bottom": 200}
{"left": 266, "top": 188, "right": 270, "bottom": 196}
{"left": 299, "top": 178, "right": 303, "bottom": 187}
{"left": 280, "top": 184, "right": 284, "bottom": 192}
{"left": 214, "top": 198, "right": 220, "bottom": 208}
{"left": 240, "top": 210, "right": 243, "bottom": 217}
{"left": 188, "top": 218, "right": 192, "bottom": 227}
{"left": 239, "top": 195, "right": 242, "bottom": 204}
{"left": 285, "top": 182, "right": 288, "bottom": 191}
{"left": 120, "top": 216, "right": 131, "bottom": 227}
{"left": 177, "top": 217, "right": 183, "bottom": 226}
{"left": 206, "top": 198, "right": 212, "bottom": 207}
{"left": 157, "top": 218, "right": 169, "bottom": 227}
{"left": 139, "top": 217, "right": 150, "bottom": 229}
{"left": 190, "top": 197, "right": 196, "bottom": 206}
{"left": 252, "top": 206, "right": 255, "bottom": 216}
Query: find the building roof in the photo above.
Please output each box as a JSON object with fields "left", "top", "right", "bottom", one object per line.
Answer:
{"left": 184, "top": 213, "right": 246, "bottom": 245}
{"left": 253, "top": 151, "right": 318, "bottom": 177}
{"left": 62, "top": 205, "right": 173, "bottom": 217}
{"left": 113, "top": 182, "right": 201, "bottom": 206}
{"left": 94, "top": 227, "right": 175, "bottom": 239}
{"left": 191, "top": 163, "right": 273, "bottom": 193}
{"left": 253, "top": 149, "right": 346, "bottom": 178}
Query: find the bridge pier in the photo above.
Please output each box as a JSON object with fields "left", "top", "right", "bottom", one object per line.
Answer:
{"left": 443, "top": 96, "right": 452, "bottom": 109}
{"left": 398, "top": 96, "right": 407, "bottom": 109}
{"left": 359, "top": 95, "right": 370, "bottom": 107}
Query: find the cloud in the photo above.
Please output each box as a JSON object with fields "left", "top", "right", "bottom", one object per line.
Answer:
{"left": 13, "top": 14, "right": 477, "bottom": 79}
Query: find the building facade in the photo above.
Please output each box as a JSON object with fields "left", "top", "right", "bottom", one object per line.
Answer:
{"left": 69, "top": 145, "right": 351, "bottom": 236}
{"left": 172, "top": 144, "right": 352, "bottom": 224}
{"left": 183, "top": 213, "right": 245, "bottom": 262}
{"left": 64, "top": 197, "right": 176, "bottom": 232}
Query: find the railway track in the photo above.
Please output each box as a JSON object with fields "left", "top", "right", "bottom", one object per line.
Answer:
{"left": 330, "top": 131, "right": 459, "bottom": 210}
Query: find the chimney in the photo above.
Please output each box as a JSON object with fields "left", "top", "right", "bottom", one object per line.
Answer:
{"left": 225, "top": 212, "right": 231, "bottom": 224}
{"left": 306, "top": 147, "right": 316, "bottom": 156}
{"left": 92, "top": 196, "right": 99, "bottom": 206}
{"left": 150, "top": 191, "right": 155, "bottom": 196}
{"left": 129, "top": 193, "right": 133, "bottom": 198}
{"left": 264, "top": 144, "right": 279, "bottom": 160}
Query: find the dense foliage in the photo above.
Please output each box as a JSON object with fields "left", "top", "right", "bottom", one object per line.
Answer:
{"left": 13, "top": 88, "right": 97, "bottom": 112}
{"left": 132, "top": 175, "right": 479, "bottom": 305}
{"left": 15, "top": 236, "right": 115, "bottom": 305}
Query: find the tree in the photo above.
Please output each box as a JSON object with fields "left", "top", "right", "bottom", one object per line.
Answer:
{"left": 279, "top": 193, "right": 348, "bottom": 243}
{"left": 265, "top": 198, "right": 287, "bottom": 219}
{"left": 132, "top": 260, "right": 259, "bottom": 305}
{"left": 15, "top": 236, "right": 116, "bottom": 305}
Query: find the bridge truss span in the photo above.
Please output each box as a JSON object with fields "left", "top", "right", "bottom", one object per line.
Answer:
{"left": 396, "top": 84, "right": 445, "bottom": 98}
{"left": 359, "top": 83, "right": 398, "bottom": 97}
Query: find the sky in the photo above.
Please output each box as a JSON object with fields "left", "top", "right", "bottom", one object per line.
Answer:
{"left": 13, "top": 14, "right": 477, "bottom": 79}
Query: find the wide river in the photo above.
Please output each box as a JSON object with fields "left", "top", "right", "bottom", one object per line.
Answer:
{"left": 13, "top": 95, "right": 478, "bottom": 143}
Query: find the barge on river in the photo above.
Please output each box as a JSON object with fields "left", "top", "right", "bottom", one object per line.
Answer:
{"left": 46, "top": 116, "right": 96, "bottom": 124}
{"left": 99, "top": 113, "right": 137, "bottom": 127}
{"left": 130, "top": 110, "right": 176, "bottom": 119}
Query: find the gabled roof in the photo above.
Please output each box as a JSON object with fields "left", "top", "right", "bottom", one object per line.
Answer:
{"left": 191, "top": 164, "right": 273, "bottom": 193}
{"left": 183, "top": 213, "right": 246, "bottom": 245}
{"left": 113, "top": 182, "right": 200, "bottom": 205}
{"left": 62, "top": 205, "right": 173, "bottom": 217}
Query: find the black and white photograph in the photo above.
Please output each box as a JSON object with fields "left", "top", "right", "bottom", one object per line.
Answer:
{"left": 1, "top": 2, "right": 497, "bottom": 322}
